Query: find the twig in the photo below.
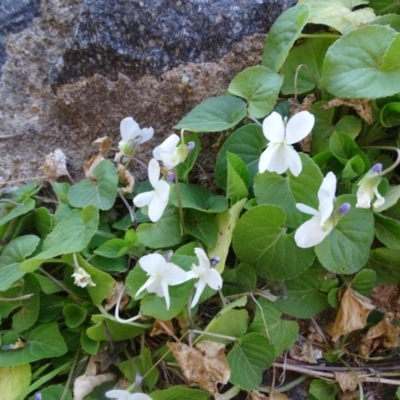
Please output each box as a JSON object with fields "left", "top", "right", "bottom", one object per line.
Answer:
{"left": 0, "top": 294, "right": 34, "bottom": 301}
{"left": 273, "top": 362, "right": 400, "bottom": 385}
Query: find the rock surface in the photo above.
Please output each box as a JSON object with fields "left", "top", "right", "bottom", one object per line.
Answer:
{"left": 0, "top": 0, "right": 296, "bottom": 181}
{"left": 0, "top": 0, "right": 41, "bottom": 69}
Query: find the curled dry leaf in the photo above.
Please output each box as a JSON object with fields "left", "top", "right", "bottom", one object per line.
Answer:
{"left": 321, "top": 98, "right": 373, "bottom": 125}
{"left": 150, "top": 319, "right": 175, "bottom": 337}
{"left": 41, "top": 148, "right": 69, "bottom": 181}
{"left": 168, "top": 340, "right": 230, "bottom": 395}
{"left": 73, "top": 372, "right": 116, "bottom": 400}
{"left": 289, "top": 94, "right": 316, "bottom": 115}
{"left": 117, "top": 164, "right": 135, "bottom": 194}
{"left": 84, "top": 154, "right": 105, "bottom": 179}
{"left": 92, "top": 136, "right": 112, "bottom": 156}
{"left": 289, "top": 340, "right": 322, "bottom": 364}
{"left": 73, "top": 357, "right": 116, "bottom": 400}
{"left": 334, "top": 372, "right": 358, "bottom": 392}
{"left": 83, "top": 136, "right": 112, "bottom": 178}
{"left": 328, "top": 287, "right": 375, "bottom": 342}
{"left": 250, "top": 390, "right": 291, "bottom": 400}
{"left": 359, "top": 318, "right": 400, "bottom": 358}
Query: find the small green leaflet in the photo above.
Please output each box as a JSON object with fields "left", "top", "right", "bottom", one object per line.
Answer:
{"left": 262, "top": 4, "right": 311, "bottom": 72}
{"left": 227, "top": 332, "right": 275, "bottom": 391}
{"left": 228, "top": 66, "right": 283, "bottom": 118}
{"left": 173, "top": 96, "right": 247, "bottom": 132}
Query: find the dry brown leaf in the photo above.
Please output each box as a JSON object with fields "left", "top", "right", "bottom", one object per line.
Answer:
{"left": 359, "top": 319, "right": 400, "bottom": 358}
{"left": 289, "top": 341, "right": 322, "bottom": 364}
{"left": 250, "top": 391, "right": 291, "bottom": 400}
{"left": 268, "top": 394, "right": 291, "bottom": 400}
{"left": 105, "top": 281, "right": 128, "bottom": 312}
{"left": 41, "top": 148, "right": 69, "bottom": 181}
{"left": 365, "top": 319, "right": 400, "bottom": 347}
{"left": 250, "top": 390, "right": 269, "bottom": 400}
{"left": 337, "top": 390, "right": 360, "bottom": 400}
{"left": 73, "top": 372, "right": 116, "bottom": 400}
{"left": 289, "top": 94, "right": 316, "bottom": 115}
{"left": 73, "top": 357, "right": 116, "bottom": 400}
{"left": 334, "top": 372, "right": 358, "bottom": 392}
{"left": 168, "top": 340, "right": 230, "bottom": 395}
{"left": 117, "top": 164, "right": 135, "bottom": 194}
{"left": 92, "top": 136, "right": 112, "bottom": 156}
{"left": 90, "top": 350, "right": 121, "bottom": 371}
{"left": 150, "top": 319, "right": 175, "bottom": 337}
{"left": 321, "top": 98, "right": 373, "bottom": 125}
{"left": 83, "top": 154, "right": 105, "bottom": 179}
{"left": 328, "top": 287, "right": 375, "bottom": 342}
{"left": 289, "top": 94, "right": 316, "bottom": 152}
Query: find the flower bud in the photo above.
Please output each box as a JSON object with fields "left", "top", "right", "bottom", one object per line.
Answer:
{"left": 371, "top": 163, "right": 383, "bottom": 173}
{"left": 163, "top": 250, "right": 173, "bottom": 262}
{"left": 167, "top": 171, "right": 176, "bottom": 182}
{"left": 135, "top": 374, "right": 144, "bottom": 387}
{"left": 339, "top": 203, "right": 351, "bottom": 215}
{"left": 210, "top": 256, "right": 220, "bottom": 266}
{"left": 35, "top": 394, "right": 42, "bottom": 400}
{"left": 187, "top": 141, "right": 195, "bottom": 152}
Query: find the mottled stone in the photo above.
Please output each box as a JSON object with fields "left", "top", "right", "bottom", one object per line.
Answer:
{"left": 53, "top": 0, "right": 296, "bottom": 86}
{"left": 0, "top": 0, "right": 41, "bottom": 68}
{"left": 0, "top": 0, "right": 296, "bottom": 181}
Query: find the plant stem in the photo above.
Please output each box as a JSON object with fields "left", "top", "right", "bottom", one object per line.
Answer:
{"left": 299, "top": 33, "right": 340, "bottom": 39}
{"left": 60, "top": 348, "right": 81, "bottom": 400}
{"left": 247, "top": 115, "right": 262, "bottom": 125}
{"left": 256, "top": 375, "right": 307, "bottom": 393}
{"left": 38, "top": 267, "right": 82, "bottom": 304}
{"left": 218, "top": 386, "right": 241, "bottom": 400}
{"left": 362, "top": 146, "right": 400, "bottom": 175}
{"left": 118, "top": 190, "right": 137, "bottom": 228}
{"left": 174, "top": 173, "right": 186, "bottom": 236}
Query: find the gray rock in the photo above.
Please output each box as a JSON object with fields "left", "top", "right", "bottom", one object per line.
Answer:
{"left": 53, "top": 0, "right": 296, "bottom": 86}
{"left": 0, "top": 0, "right": 41, "bottom": 69}
{"left": 0, "top": 0, "right": 296, "bottom": 181}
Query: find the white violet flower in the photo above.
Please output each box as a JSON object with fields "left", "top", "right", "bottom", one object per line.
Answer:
{"left": 105, "top": 390, "right": 152, "bottom": 400}
{"left": 133, "top": 159, "right": 170, "bottom": 222}
{"left": 71, "top": 267, "right": 96, "bottom": 288}
{"left": 153, "top": 134, "right": 192, "bottom": 170}
{"left": 135, "top": 253, "right": 187, "bottom": 310}
{"left": 186, "top": 248, "right": 223, "bottom": 308}
{"left": 356, "top": 163, "right": 384, "bottom": 209}
{"left": 114, "top": 117, "right": 154, "bottom": 163}
{"left": 259, "top": 111, "right": 315, "bottom": 177}
{"left": 295, "top": 172, "right": 344, "bottom": 248}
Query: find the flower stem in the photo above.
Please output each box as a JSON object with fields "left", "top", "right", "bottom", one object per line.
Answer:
{"left": 114, "top": 284, "right": 143, "bottom": 323}
{"left": 247, "top": 115, "right": 262, "bottom": 125}
{"left": 174, "top": 171, "right": 186, "bottom": 236}
{"left": 121, "top": 142, "right": 140, "bottom": 174}
{"left": 118, "top": 190, "right": 137, "bottom": 228}
{"left": 362, "top": 146, "right": 400, "bottom": 175}
{"left": 293, "top": 64, "right": 318, "bottom": 103}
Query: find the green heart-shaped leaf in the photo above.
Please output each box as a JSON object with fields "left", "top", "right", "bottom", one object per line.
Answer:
{"left": 68, "top": 159, "right": 118, "bottom": 210}
{"left": 233, "top": 205, "right": 315, "bottom": 279}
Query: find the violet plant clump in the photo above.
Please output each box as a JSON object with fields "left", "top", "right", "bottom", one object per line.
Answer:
{"left": 3, "top": 1, "right": 400, "bottom": 399}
